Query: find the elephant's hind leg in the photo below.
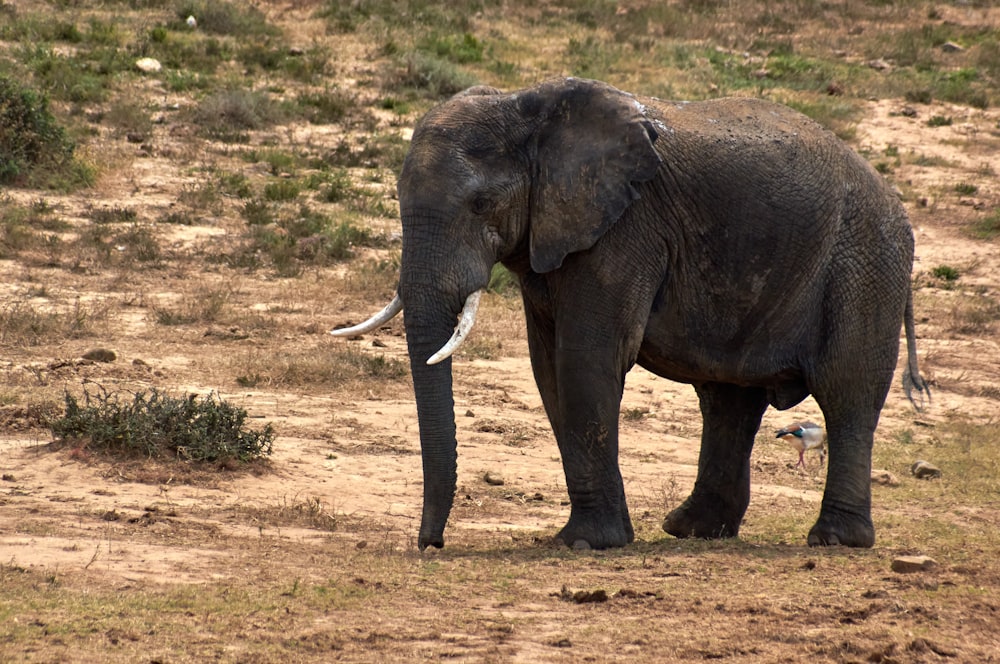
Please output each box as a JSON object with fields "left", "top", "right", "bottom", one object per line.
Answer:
{"left": 806, "top": 391, "right": 885, "bottom": 548}
{"left": 663, "top": 383, "right": 768, "bottom": 540}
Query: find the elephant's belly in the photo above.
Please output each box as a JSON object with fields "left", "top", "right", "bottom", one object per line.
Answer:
{"left": 635, "top": 337, "right": 805, "bottom": 397}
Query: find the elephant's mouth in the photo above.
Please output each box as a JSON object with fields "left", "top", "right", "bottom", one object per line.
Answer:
{"left": 330, "top": 289, "right": 484, "bottom": 365}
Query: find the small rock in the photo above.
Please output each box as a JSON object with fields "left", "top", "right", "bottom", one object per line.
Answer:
{"left": 464, "top": 409, "right": 475, "bottom": 418}
{"left": 355, "top": 540, "right": 368, "bottom": 550}
{"left": 572, "top": 588, "right": 607, "bottom": 603}
{"left": 557, "top": 585, "right": 606, "bottom": 603}
{"left": 866, "top": 58, "right": 891, "bottom": 71}
{"left": 135, "top": 57, "right": 162, "bottom": 73}
{"left": 900, "top": 106, "right": 918, "bottom": 118}
{"left": 940, "top": 41, "right": 964, "bottom": 53}
{"left": 891, "top": 555, "right": 938, "bottom": 573}
{"left": 371, "top": 338, "right": 387, "bottom": 348}
{"left": 911, "top": 460, "right": 942, "bottom": 479}
{"left": 871, "top": 469, "right": 900, "bottom": 486}
{"left": 571, "top": 539, "right": 591, "bottom": 551}
{"left": 126, "top": 132, "right": 147, "bottom": 144}
{"left": 82, "top": 348, "right": 116, "bottom": 363}
{"left": 483, "top": 471, "right": 504, "bottom": 486}
{"left": 289, "top": 47, "right": 305, "bottom": 56}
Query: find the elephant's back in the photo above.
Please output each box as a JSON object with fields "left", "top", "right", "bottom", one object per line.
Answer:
{"left": 646, "top": 96, "right": 832, "bottom": 146}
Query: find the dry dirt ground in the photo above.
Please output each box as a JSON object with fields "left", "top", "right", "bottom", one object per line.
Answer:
{"left": 3, "top": 6, "right": 1000, "bottom": 664}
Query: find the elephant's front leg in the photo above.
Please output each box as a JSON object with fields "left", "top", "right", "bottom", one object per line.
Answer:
{"left": 552, "top": 347, "right": 633, "bottom": 548}
{"left": 663, "top": 382, "right": 769, "bottom": 539}
{"left": 523, "top": 300, "right": 633, "bottom": 548}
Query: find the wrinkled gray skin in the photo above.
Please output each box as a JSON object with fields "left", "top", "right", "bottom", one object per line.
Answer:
{"left": 388, "top": 77, "right": 927, "bottom": 551}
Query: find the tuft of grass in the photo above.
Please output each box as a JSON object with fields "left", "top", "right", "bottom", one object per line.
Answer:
{"left": 233, "top": 346, "right": 406, "bottom": 388}
{"left": 88, "top": 206, "right": 137, "bottom": 224}
{"left": 173, "top": 1, "right": 277, "bottom": 37}
{"left": 0, "top": 299, "right": 104, "bottom": 346}
{"left": 389, "top": 50, "right": 479, "bottom": 98}
{"left": 931, "top": 265, "right": 960, "bottom": 282}
{"left": 235, "top": 202, "right": 388, "bottom": 274}
{"left": 968, "top": 210, "right": 1000, "bottom": 241}
{"left": 945, "top": 294, "right": 1000, "bottom": 335}
{"left": 262, "top": 179, "right": 301, "bottom": 202}
{"left": 293, "top": 89, "right": 357, "bottom": 124}
{"left": 192, "top": 89, "right": 281, "bottom": 142}
{"left": 152, "top": 286, "right": 231, "bottom": 326}
{"left": 50, "top": 386, "right": 275, "bottom": 463}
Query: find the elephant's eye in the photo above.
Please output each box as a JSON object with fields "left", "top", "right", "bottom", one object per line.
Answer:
{"left": 470, "top": 195, "right": 494, "bottom": 215}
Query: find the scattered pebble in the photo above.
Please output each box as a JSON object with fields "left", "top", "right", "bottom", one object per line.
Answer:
{"left": 483, "top": 471, "right": 504, "bottom": 486}
{"left": 557, "top": 585, "right": 607, "bottom": 603}
{"left": 911, "top": 460, "right": 942, "bottom": 479}
{"left": 891, "top": 555, "right": 938, "bottom": 573}
{"left": 134, "top": 57, "right": 162, "bottom": 73}
{"left": 871, "top": 469, "right": 900, "bottom": 486}
{"left": 82, "top": 348, "right": 117, "bottom": 363}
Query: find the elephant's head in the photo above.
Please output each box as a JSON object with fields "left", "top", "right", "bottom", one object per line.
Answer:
{"left": 333, "top": 77, "right": 661, "bottom": 549}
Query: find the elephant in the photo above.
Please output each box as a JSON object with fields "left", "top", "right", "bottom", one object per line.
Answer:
{"left": 332, "top": 77, "right": 929, "bottom": 551}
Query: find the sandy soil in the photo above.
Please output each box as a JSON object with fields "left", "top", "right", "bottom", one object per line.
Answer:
{"left": 2, "top": 6, "right": 1000, "bottom": 662}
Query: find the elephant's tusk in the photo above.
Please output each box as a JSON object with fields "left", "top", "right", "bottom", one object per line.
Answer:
{"left": 329, "top": 293, "right": 403, "bottom": 337}
{"left": 426, "top": 290, "right": 483, "bottom": 365}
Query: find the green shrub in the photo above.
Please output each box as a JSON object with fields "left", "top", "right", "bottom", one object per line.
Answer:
{"left": 174, "top": 1, "right": 276, "bottom": 37}
{"left": 51, "top": 387, "right": 275, "bottom": 463}
{"left": 487, "top": 264, "right": 519, "bottom": 296}
{"left": 0, "top": 76, "right": 79, "bottom": 186}
{"left": 932, "top": 265, "right": 960, "bottom": 282}
{"left": 192, "top": 89, "right": 280, "bottom": 142}
{"left": 391, "top": 50, "right": 478, "bottom": 98}
{"left": 263, "top": 179, "right": 301, "bottom": 202}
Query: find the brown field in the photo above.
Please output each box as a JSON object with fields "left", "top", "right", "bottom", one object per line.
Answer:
{"left": 1, "top": 1, "right": 999, "bottom": 662}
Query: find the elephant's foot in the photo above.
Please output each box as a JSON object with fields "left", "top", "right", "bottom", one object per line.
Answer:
{"left": 556, "top": 509, "right": 634, "bottom": 550}
{"left": 662, "top": 496, "right": 742, "bottom": 540}
{"left": 807, "top": 506, "right": 874, "bottom": 548}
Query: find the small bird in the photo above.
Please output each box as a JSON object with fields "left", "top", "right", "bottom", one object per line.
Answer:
{"left": 775, "top": 421, "right": 827, "bottom": 468}
{"left": 185, "top": 15, "right": 197, "bottom": 28}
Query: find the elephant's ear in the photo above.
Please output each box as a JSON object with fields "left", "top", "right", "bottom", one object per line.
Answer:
{"left": 524, "top": 78, "right": 662, "bottom": 274}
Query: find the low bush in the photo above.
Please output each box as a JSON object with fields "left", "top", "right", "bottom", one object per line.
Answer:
{"left": 0, "top": 76, "right": 90, "bottom": 188}
{"left": 50, "top": 387, "right": 274, "bottom": 463}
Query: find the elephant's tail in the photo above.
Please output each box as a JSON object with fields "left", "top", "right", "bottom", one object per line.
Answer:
{"left": 902, "top": 288, "right": 931, "bottom": 411}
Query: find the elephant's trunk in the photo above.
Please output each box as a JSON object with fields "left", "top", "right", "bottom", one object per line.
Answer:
{"left": 402, "top": 291, "right": 462, "bottom": 550}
